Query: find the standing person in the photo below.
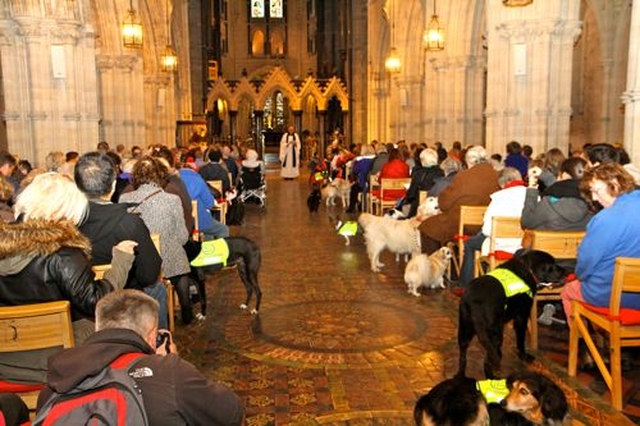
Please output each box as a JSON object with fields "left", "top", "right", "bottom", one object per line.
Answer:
{"left": 279, "top": 125, "right": 301, "bottom": 180}
{"left": 39, "top": 290, "right": 245, "bottom": 425}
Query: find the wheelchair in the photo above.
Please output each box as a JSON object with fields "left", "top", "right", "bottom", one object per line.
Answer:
{"left": 238, "top": 165, "right": 266, "bottom": 207}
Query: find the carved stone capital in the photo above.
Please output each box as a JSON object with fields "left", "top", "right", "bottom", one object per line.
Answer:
{"left": 622, "top": 90, "right": 640, "bottom": 104}
{"left": 62, "top": 113, "right": 81, "bottom": 121}
{"left": 96, "top": 55, "right": 139, "bottom": 72}
{"left": 28, "top": 111, "right": 48, "bottom": 120}
{"left": 1, "top": 112, "right": 21, "bottom": 120}
{"left": 484, "top": 109, "right": 499, "bottom": 118}
{"left": 503, "top": 108, "right": 520, "bottom": 117}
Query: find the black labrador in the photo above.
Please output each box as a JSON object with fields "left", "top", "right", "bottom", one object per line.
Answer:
{"left": 178, "top": 236, "right": 263, "bottom": 323}
{"left": 457, "top": 250, "right": 566, "bottom": 379}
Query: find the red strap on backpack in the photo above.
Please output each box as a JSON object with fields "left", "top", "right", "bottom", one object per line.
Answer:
{"left": 110, "top": 352, "right": 146, "bottom": 369}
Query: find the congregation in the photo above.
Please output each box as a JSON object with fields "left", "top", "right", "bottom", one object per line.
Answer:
{"left": 2, "top": 136, "right": 640, "bottom": 424}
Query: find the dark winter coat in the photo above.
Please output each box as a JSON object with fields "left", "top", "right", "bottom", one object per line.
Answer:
{"left": 39, "top": 328, "right": 245, "bottom": 426}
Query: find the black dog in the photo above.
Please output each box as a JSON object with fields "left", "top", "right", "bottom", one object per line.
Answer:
{"left": 307, "top": 188, "right": 321, "bottom": 212}
{"left": 180, "top": 236, "right": 263, "bottom": 322}
{"left": 457, "top": 250, "right": 566, "bottom": 379}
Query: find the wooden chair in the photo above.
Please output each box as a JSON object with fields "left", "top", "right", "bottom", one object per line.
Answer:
{"left": 0, "top": 301, "right": 74, "bottom": 409}
{"left": 206, "top": 180, "right": 227, "bottom": 225}
{"left": 476, "top": 216, "right": 524, "bottom": 275}
{"left": 366, "top": 174, "right": 380, "bottom": 214}
{"left": 568, "top": 257, "right": 640, "bottom": 410}
{"left": 92, "top": 264, "right": 111, "bottom": 280}
{"left": 527, "top": 230, "right": 585, "bottom": 350}
{"left": 374, "top": 177, "right": 411, "bottom": 215}
{"left": 150, "top": 233, "right": 176, "bottom": 333}
{"left": 453, "top": 205, "right": 487, "bottom": 277}
{"left": 191, "top": 199, "right": 202, "bottom": 241}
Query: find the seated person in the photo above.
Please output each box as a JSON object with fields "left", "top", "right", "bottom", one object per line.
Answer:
{"left": 419, "top": 146, "right": 499, "bottom": 255}
{"left": 347, "top": 144, "right": 375, "bottom": 213}
{"left": 369, "top": 147, "right": 410, "bottom": 204}
{"left": 0, "top": 172, "right": 135, "bottom": 384}
{"left": 521, "top": 157, "right": 593, "bottom": 272}
{"left": 39, "top": 290, "right": 245, "bottom": 425}
{"left": 458, "top": 167, "right": 527, "bottom": 288}
{"left": 75, "top": 152, "right": 167, "bottom": 328}
{"left": 561, "top": 163, "right": 640, "bottom": 318}
{"left": 199, "top": 149, "right": 231, "bottom": 194}
{"left": 400, "top": 148, "right": 443, "bottom": 218}
{"left": 428, "top": 157, "right": 462, "bottom": 198}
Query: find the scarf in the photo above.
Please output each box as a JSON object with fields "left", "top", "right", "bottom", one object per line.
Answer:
{"left": 284, "top": 133, "right": 297, "bottom": 168}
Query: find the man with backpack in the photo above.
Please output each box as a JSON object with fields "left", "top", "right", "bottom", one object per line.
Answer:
{"left": 35, "top": 290, "right": 244, "bottom": 425}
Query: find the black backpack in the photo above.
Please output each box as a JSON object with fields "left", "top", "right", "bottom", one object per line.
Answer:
{"left": 33, "top": 353, "right": 148, "bottom": 426}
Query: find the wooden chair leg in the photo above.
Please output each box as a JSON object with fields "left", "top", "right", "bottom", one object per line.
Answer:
{"left": 530, "top": 298, "right": 539, "bottom": 350}
{"left": 567, "top": 306, "right": 580, "bottom": 377}
{"left": 165, "top": 281, "right": 175, "bottom": 333}
{"left": 610, "top": 335, "right": 623, "bottom": 410}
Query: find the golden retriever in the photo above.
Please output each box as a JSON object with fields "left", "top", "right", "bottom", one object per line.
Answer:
{"left": 358, "top": 213, "right": 421, "bottom": 272}
{"left": 404, "top": 246, "right": 453, "bottom": 295}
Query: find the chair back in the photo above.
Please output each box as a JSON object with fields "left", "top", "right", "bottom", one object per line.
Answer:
{"left": 377, "top": 177, "right": 411, "bottom": 214}
{"left": 207, "top": 180, "right": 223, "bottom": 195}
{"left": 0, "top": 301, "right": 74, "bottom": 353}
{"left": 526, "top": 230, "right": 585, "bottom": 259}
{"left": 487, "top": 216, "right": 524, "bottom": 270}
{"left": 454, "top": 205, "right": 487, "bottom": 275}
{"left": 92, "top": 264, "right": 112, "bottom": 280}
{"left": 609, "top": 257, "right": 640, "bottom": 315}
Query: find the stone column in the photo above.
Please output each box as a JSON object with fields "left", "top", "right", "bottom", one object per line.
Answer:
{"left": 317, "top": 110, "right": 327, "bottom": 157}
{"left": 229, "top": 110, "right": 238, "bottom": 144}
{"left": 485, "top": 2, "right": 581, "bottom": 157}
{"left": 623, "top": 0, "right": 640, "bottom": 165}
{"left": 254, "top": 110, "right": 264, "bottom": 158}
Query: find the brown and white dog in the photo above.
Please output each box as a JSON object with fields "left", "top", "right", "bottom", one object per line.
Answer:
{"left": 404, "top": 246, "right": 453, "bottom": 296}
{"left": 497, "top": 371, "right": 568, "bottom": 425}
{"left": 416, "top": 196, "right": 441, "bottom": 219}
{"left": 321, "top": 178, "right": 351, "bottom": 208}
{"left": 358, "top": 213, "right": 422, "bottom": 272}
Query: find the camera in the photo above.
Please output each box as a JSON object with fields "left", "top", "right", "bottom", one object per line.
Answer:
{"left": 156, "top": 330, "right": 171, "bottom": 353}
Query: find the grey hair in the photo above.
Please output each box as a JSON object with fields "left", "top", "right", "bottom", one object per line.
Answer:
{"left": 419, "top": 148, "right": 439, "bottom": 167}
{"left": 465, "top": 146, "right": 488, "bottom": 166}
{"left": 498, "top": 167, "right": 522, "bottom": 188}
{"left": 95, "top": 290, "right": 159, "bottom": 338}
{"left": 440, "top": 157, "right": 462, "bottom": 175}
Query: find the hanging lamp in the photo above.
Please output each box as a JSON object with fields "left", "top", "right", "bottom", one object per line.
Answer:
{"left": 160, "top": 0, "right": 178, "bottom": 72}
{"left": 423, "top": 0, "right": 445, "bottom": 51}
{"left": 384, "top": 0, "right": 401, "bottom": 73}
{"left": 122, "top": 0, "right": 143, "bottom": 48}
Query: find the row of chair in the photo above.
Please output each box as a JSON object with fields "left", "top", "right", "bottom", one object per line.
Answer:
{"left": 366, "top": 176, "right": 411, "bottom": 216}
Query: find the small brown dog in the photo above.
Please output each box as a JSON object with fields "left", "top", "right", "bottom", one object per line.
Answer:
{"left": 500, "top": 371, "right": 568, "bottom": 425}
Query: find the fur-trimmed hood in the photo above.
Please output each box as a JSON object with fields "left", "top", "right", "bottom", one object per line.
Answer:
{"left": 0, "top": 220, "right": 91, "bottom": 275}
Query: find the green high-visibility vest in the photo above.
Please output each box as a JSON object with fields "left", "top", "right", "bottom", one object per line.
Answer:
{"left": 476, "top": 379, "right": 509, "bottom": 404}
{"left": 338, "top": 221, "right": 358, "bottom": 237}
{"left": 190, "top": 239, "right": 229, "bottom": 267}
{"left": 488, "top": 268, "right": 532, "bottom": 298}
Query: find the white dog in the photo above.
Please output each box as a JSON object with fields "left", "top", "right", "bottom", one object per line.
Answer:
{"left": 416, "top": 196, "right": 441, "bottom": 219}
{"left": 321, "top": 178, "right": 351, "bottom": 207}
{"left": 358, "top": 213, "right": 422, "bottom": 272}
{"left": 404, "top": 246, "right": 453, "bottom": 296}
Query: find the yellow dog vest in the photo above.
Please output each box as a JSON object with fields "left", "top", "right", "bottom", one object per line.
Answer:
{"left": 487, "top": 268, "right": 532, "bottom": 299}
{"left": 476, "top": 379, "right": 509, "bottom": 404}
{"left": 190, "top": 239, "right": 229, "bottom": 267}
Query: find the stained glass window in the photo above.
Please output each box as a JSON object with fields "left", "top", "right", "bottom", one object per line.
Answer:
{"left": 270, "top": 0, "right": 283, "bottom": 18}
{"left": 251, "top": 0, "right": 265, "bottom": 18}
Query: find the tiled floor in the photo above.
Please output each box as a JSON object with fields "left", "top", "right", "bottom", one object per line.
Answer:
{"left": 176, "top": 167, "right": 638, "bottom": 425}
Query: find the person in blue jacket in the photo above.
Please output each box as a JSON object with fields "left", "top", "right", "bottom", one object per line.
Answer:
{"left": 561, "top": 162, "right": 640, "bottom": 318}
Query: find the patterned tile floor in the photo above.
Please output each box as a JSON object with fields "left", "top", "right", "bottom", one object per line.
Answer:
{"left": 175, "top": 167, "right": 638, "bottom": 425}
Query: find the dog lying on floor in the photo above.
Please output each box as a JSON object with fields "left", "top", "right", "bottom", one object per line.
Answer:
{"left": 357, "top": 212, "right": 422, "bottom": 272}
{"left": 494, "top": 371, "right": 568, "bottom": 425}
{"left": 189, "top": 236, "right": 263, "bottom": 315}
{"left": 404, "top": 246, "right": 453, "bottom": 295}
{"left": 414, "top": 371, "right": 568, "bottom": 426}
{"left": 457, "top": 250, "right": 566, "bottom": 379}
{"left": 321, "top": 178, "right": 351, "bottom": 207}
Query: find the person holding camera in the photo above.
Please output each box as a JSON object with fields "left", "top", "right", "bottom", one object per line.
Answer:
{"left": 38, "top": 290, "right": 244, "bottom": 425}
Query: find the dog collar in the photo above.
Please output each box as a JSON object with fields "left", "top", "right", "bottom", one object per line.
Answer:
{"left": 476, "top": 379, "right": 509, "bottom": 404}
{"left": 488, "top": 268, "right": 533, "bottom": 299}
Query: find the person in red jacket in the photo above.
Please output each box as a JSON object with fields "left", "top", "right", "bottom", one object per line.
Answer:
{"left": 370, "top": 147, "right": 410, "bottom": 203}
